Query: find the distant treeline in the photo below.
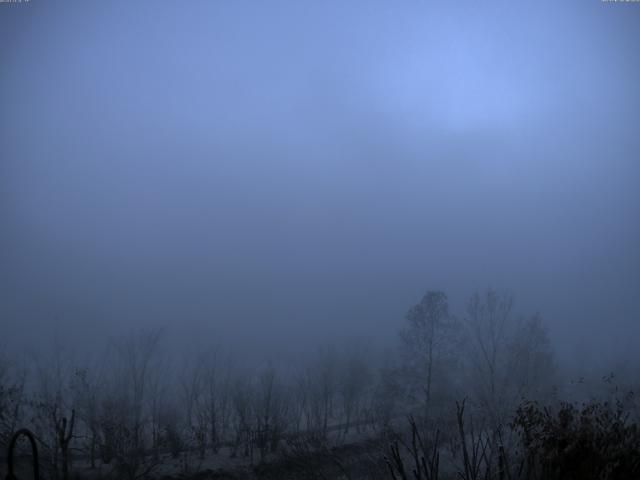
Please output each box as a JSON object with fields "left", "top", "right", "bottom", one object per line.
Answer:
{"left": 1, "top": 289, "right": 638, "bottom": 480}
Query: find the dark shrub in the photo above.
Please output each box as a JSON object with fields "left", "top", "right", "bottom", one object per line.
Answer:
{"left": 511, "top": 395, "right": 640, "bottom": 480}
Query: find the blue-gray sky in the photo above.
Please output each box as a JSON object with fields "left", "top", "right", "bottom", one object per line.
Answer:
{"left": 1, "top": 1, "right": 639, "bottom": 364}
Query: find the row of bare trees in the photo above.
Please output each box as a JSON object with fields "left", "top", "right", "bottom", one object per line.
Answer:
{"left": 0, "top": 331, "right": 389, "bottom": 479}
{"left": 0, "top": 288, "right": 562, "bottom": 479}
{"left": 386, "top": 289, "right": 568, "bottom": 480}
{"left": 399, "top": 289, "right": 556, "bottom": 428}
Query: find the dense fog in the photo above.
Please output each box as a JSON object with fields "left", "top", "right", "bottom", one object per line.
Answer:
{"left": 1, "top": 1, "right": 639, "bottom": 479}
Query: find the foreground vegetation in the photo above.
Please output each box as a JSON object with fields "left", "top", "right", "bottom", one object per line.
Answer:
{"left": 1, "top": 289, "right": 638, "bottom": 479}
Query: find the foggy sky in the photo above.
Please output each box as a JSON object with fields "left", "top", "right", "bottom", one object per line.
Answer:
{"left": 1, "top": 1, "right": 639, "bottom": 365}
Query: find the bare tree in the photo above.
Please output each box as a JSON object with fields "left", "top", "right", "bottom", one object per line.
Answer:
{"left": 102, "top": 328, "right": 164, "bottom": 480}
{"left": 180, "top": 354, "right": 208, "bottom": 459}
{"left": 252, "top": 365, "right": 289, "bottom": 460}
{"left": 70, "top": 366, "right": 102, "bottom": 469}
{"left": 338, "top": 347, "right": 371, "bottom": 435}
{"left": 230, "top": 373, "right": 252, "bottom": 458}
{"left": 53, "top": 407, "right": 75, "bottom": 480}
{"left": 0, "top": 348, "right": 27, "bottom": 449}
{"left": 302, "top": 347, "right": 338, "bottom": 440}
{"left": 148, "top": 352, "right": 171, "bottom": 462}
{"left": 31, "top": 344, "right": 77, "bottom": 480}
{"left": 400, "top": 291, "right": 460, "bottom": 420}
{"left": 463, "top": 289, "right": 555, "bottom": 429}
{"left": 508, "top": 313, "right": 556, "bottom": 404}
{"left": 369, "top": 361, "right": 402, "bottom": 432}
{"left": 201, "top": 349, "right": 233, "bottom": 454}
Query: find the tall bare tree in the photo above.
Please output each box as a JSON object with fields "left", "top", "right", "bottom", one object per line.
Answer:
{"left": 103, "top": 328, "right": 164, "bottom": 480}
{"left": 463, "top": 289, "right": 555, "bottom": 428}
{"left": 400, "top": 290, "right": 459, "bottom": 420}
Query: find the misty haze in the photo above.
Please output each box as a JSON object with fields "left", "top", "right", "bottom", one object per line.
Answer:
{"left": 1, "top": 1, "right": 639, "bottom": 479}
